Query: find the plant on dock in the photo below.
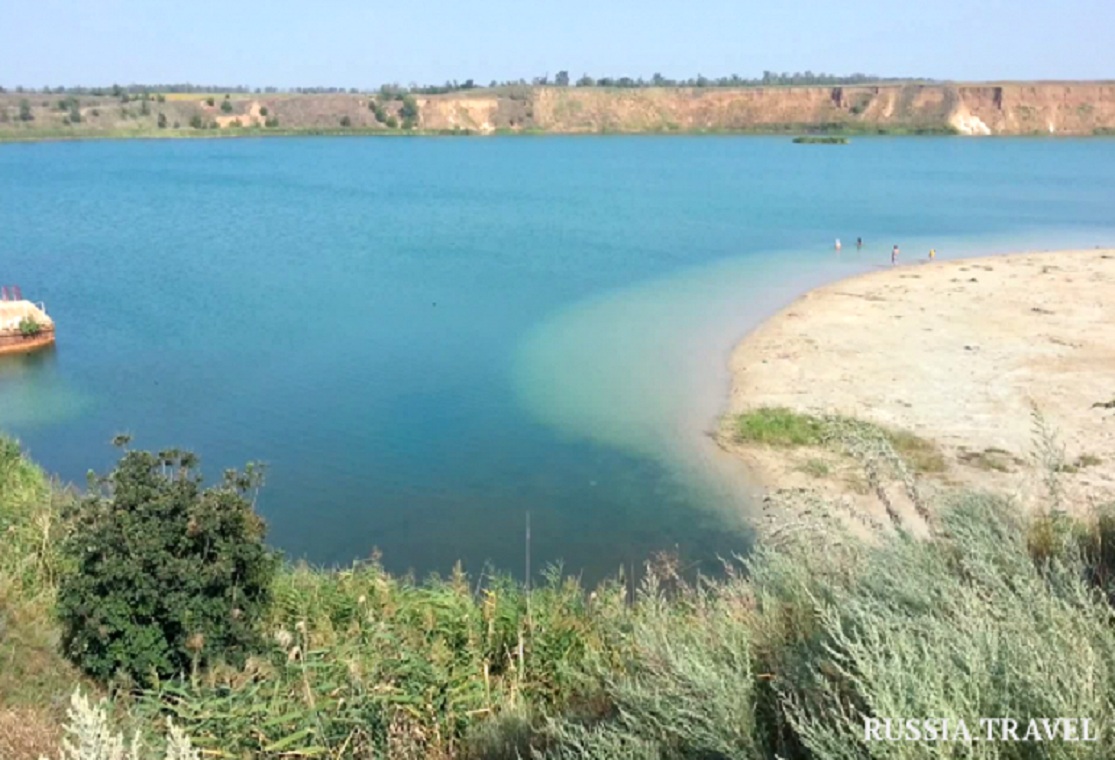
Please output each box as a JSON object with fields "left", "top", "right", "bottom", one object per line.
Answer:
{"left": 18, "top": 316, "right": 43, "bottom": 338}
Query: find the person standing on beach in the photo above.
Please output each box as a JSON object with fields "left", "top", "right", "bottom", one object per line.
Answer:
{"left": 891, "top": 244, "right": 899, "bottom": 265}
{"left": 929, "top": 248, "right": 936, "bottom": 261}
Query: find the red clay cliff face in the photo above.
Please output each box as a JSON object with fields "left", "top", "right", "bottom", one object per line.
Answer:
{"left": 417, "top": 83, "right": 1115, "bottom": 135}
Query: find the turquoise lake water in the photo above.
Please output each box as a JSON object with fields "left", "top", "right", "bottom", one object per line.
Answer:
{"left": 2, "top": 136, "right": 1114, "bottom": 581}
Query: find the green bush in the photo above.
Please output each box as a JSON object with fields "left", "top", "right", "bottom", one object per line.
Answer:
{"left": 157, "top": 112, "right": 167, "bottom": 129}
{"left": 385, "top": 115, "right": 399, "bottom": 129}
{"left": 400, "top": 94, "right": 420, "bottom": 128}
{"left": 189, "top": 114, "right": 204, "bottom": 129}
{"left": 18, "top": 316, "right": 43, "bottom": 337}
{"left": 339, "top": 115, "right": 352, "bottom": 127}
{"left": 220, "top": 99, "right": 232, "bottom": 113}
{"left": 205, "top": 97, "right": 215, "bottom": 107}
{"left": 18, "top": 99, "right": 33, "bottom": 121}
{"left": 264, "top": 116, "right": 279, "bottom": 128}
{"left": 56, "top": 446, "right": 278, "bottom": 685}
{"left": 259, "top": 106, "right": 268, "bottom": 117}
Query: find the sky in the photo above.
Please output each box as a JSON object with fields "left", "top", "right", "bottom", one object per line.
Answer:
{"left": 1, "top": 0, "right": 1112, "bottom": 89}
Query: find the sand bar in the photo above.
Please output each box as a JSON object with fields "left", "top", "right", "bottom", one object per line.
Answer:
{"left": 724, "top": 248, "right": 1115, "bottom": 524}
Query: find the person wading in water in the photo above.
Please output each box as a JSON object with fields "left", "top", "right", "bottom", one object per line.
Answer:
{"left": 892, "top": 244, "right": 900, "bottom": 265}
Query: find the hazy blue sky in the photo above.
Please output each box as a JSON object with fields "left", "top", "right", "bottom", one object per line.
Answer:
{"left": 1, "top": 0, "right": 1112, "bottom": 88}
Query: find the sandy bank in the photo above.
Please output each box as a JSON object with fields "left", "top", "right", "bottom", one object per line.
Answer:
{"left": 724, "top": 248, "right": 1115, "bottom": 527}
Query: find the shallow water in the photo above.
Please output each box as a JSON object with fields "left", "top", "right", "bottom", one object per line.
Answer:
{"left": 1, "top": 136, "right": 1113, "bottom": 581}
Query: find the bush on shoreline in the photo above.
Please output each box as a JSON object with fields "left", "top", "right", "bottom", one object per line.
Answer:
{"left": 57, "top": 445, "right": 277, "bottom": 685}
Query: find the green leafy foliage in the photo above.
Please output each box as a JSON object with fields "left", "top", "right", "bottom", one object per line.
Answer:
{"left": 399, "top": 95, "right": 420, "bottom": 129}
{"left": 56, "top": 447, "right": 278, "bottom": 685}
{"left": 18, "top": 316, "right": 43, "bottom": 337}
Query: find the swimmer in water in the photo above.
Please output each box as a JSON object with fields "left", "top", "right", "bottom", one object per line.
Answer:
{"left": 835, "top": 238, "right": 842, "bottom": 251}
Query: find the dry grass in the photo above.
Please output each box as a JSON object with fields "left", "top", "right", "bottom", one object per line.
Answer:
{"left": 0, "top": 707, "right": 61, "bottom": 760}
{"left": 958, "top": 446, "right": 1025, "bottom": 473}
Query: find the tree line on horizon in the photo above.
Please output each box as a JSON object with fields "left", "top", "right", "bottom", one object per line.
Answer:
{"left": 0, "top": 71, "right": 927, "bottom": 98}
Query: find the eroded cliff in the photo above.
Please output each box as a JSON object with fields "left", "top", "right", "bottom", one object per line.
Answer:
{"left": 417, "top": 82, "right": 1115, "bottom": 136}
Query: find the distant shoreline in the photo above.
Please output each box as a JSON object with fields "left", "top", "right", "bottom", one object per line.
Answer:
{"left": 9, "top": 129, "right": 1115, "bottom": 146}
{"left": 4, "top": 81, "right": 1115, "bottom": 141}
{"left": 0, "top": 126, "right": 964, "bottom": 144}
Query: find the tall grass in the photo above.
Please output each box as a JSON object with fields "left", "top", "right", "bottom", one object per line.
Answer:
{"left": 0, "top": 438, "right": 83, "bottom": 710}
{"left": 9, "top": 428, "right": 1115, "bottom": 758}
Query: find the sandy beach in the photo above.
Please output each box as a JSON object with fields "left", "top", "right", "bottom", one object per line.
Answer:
{"left": 723, "top": 248, "right": 1115, "bottom": 527}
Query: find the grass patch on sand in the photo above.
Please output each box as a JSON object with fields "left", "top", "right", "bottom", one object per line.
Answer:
{"left": 734, "top": 407, "right": 827, "bottom": 446}
{"left": 734, "top": 406, "right": 946, "bottom": 474}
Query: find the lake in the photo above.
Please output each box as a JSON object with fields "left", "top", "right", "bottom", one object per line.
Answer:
{"left": 2, "top": 135, "right": 1114, "bottom": 582}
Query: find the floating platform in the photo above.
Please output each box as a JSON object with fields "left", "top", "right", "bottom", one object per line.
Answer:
{"left": 0, "top": 300, "right": 56, "bottom": 356}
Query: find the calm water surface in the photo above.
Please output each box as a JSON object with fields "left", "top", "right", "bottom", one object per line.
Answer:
{"left": 1, "top": 136, "right": 1113, "bottom": 581}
